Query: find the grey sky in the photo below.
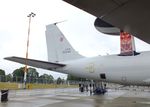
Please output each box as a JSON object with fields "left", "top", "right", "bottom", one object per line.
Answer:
{"left": 0, "top": 0, "right": 150, "bottom": 79}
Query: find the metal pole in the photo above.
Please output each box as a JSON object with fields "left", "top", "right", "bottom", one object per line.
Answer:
{"left": 24, "top": 12, "right": 36, "bottom": 89}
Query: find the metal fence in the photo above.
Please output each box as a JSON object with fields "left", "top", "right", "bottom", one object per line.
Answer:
{"left": 0, "top": 75, "right": 86, "bottom": 85}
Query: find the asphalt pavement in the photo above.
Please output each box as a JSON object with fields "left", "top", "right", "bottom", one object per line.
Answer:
{"left": 1, "top": 87, "right": 150, "bottom": 107}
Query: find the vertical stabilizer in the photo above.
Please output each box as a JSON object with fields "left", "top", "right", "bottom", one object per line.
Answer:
{"left": 45, "top": 24, "right": 84, "bottom": 62}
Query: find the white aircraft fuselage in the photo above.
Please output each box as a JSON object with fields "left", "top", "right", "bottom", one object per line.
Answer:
{"left": 56, "top": 51, "right": 150, "bottom": 86}
{"left": 5, "top": 24, "right": 150, "bottom": 87}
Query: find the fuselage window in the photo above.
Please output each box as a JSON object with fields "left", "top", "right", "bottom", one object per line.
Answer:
{"left": 100, "top": 73, "right": 106, "bottom": 79}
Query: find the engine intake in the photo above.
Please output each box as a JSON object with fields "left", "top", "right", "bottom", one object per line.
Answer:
{"left": 94, "top": 18, "right": 120, "bottom": 35}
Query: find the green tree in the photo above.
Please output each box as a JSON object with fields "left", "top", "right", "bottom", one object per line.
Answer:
{"left": 0, "top": 69, "right": 5, "bottom": 82}
{"left": 5, "top": 74, "right": 13, "bottom": 82}
{"left": 13, "top": 67, "right": 25, "bottom": 83}
{"left": 0, "top": 69, "right": 5, "bottom": 75}
{"left": 67, "top": 74, "right": 86, "bottom": 81}
{"left": 48, "top": 75, "right": 54, "bottom": 83}
{"left": 56, "top": 77, "right": 63, "bottom": 84}
{"left": 27, "top": 67, "right": 39, "bottom": 83}
{"left": 39, "top": 74, "right": 54, "bottom": 84}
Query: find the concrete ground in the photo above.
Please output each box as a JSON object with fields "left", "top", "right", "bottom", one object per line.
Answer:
{"left": 1, "top": 88, "right": 150, "bottom": 107}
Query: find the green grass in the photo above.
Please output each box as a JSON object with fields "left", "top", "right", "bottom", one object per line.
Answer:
{"left": 0, "top": 82, "right": 78, "bottom": 90}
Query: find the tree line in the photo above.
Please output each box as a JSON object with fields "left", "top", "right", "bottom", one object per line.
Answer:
{"left": 0, "top": 67, "right": 59, "bottom": 84}
{"left": 0, "top": 67, "right": 86, "bottom": 84}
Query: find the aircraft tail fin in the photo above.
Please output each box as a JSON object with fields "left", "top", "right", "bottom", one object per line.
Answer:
{"left": 45, "top": 24, "right": 84, "bottom": 62}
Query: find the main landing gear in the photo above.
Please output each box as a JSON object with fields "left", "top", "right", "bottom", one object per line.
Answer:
{"left": 93, "top": 81, "right": 107, "bottom": 95}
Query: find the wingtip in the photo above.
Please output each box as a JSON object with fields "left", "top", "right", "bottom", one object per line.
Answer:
{"left": 4, "top": 56, "right": 18, "bottom": 60}
{"left": 4, "top": 56, "right": 11, "bottom": 60}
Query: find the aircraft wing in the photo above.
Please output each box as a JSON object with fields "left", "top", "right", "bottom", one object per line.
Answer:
{"left": 63, "top": 0, "right": 150, "bottom": 44}
{"left": 4, "top": 56, "right": 66, "bottom": 70}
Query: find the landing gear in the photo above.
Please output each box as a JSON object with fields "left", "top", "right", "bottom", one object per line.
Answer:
{"left": 93, "top": 81, "right": 107, "bottom": 95}
{"left": 93, "top": 87, "right": 107, "bottom": 95}
{"left": 78, "top": 80, "right": 107, "bottom": 95}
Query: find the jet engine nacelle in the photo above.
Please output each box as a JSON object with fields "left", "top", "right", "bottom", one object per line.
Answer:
{"left": 94, "top": 18, "right": 120, "bottom": 35}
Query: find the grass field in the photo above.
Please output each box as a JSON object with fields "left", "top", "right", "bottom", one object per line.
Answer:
{"left": 0, "top": 82, "right": 78, "bottom": 90}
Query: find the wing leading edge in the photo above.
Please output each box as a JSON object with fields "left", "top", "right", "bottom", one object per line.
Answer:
{"left": 4, "top": 56, "right": 66, "bottom": 70}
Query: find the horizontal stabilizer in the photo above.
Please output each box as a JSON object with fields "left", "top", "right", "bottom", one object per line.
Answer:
{"left": 4, "top": 56, "right": 66, "bottom": 70}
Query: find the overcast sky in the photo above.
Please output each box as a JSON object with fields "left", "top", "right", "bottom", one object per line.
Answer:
{"left": 0, "top": 0, "right": 150, "bottom": 79}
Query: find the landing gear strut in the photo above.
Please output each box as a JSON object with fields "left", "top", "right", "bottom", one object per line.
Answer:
{"left": 93, "top": 81, "right": 107, "bottom": 95}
